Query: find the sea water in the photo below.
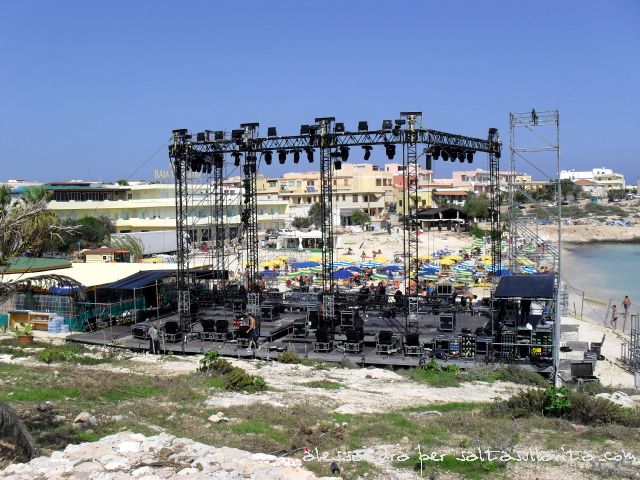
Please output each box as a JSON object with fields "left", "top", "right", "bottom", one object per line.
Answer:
{"left": 562, "top": 242, "right": 640, "bottom": 304}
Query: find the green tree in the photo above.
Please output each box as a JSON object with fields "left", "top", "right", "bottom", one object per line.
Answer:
{"left": 116, "top": 179, "right": 129, "bottom": 186}
{"left": 463, "top": 193, "right": 490, "bottom": 219}
{"left": 351, "top": 209, "right": 371, "bottom": 226}
{"left": 53, "top": 215, "right": 115, "bottom": 251}
{"left": 307, "top": 202, "right": 323, "bottom": 228}
{"left": 291, "top": 216, "right": 311, "bottom": 229}
{"left": 0, "top": 185, "right": 69, "bottom": 265}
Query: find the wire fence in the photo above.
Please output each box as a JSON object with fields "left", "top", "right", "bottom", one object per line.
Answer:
{"left": 564, "top": 282, "right": 639, "bottom": 335}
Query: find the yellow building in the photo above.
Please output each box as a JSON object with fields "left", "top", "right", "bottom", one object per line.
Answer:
{"left": 45, "top": 182, "right": 289, "bottom": 243}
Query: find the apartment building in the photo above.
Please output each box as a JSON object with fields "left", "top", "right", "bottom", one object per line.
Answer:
{"left": 452, "top": 169, "right": 518, "bottom": 194}
{"left": 37, "top": 182, "right": 288, "bottom": 243}
{"left": 257, "top": 163, "right": 395, "bottom": 225}
{"left": 561, "top": 167, "right": 626, "bottom": 196}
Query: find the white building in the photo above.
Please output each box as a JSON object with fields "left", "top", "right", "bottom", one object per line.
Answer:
{"left": 561, "top": 167, "right": 625, "bottom": 193}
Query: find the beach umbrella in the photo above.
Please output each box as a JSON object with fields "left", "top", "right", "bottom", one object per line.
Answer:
{"left": 308, "top": 255, "right": 322, "bottom": 262}
{"left": 371, "top": 273, "right": 388, "bottom": 281}
{"left": 290, "top": 261, "right": 320, "bottom": 268}
{"left": 331, "top": 261, "right": 352, "bottom": 268}
{"left": 336, "top": 256, "right": 355, "bottom": 263}
{"left": 260, "top": 270, "right": 279, "bottom": 277}
{"left": 381, "top": 265, "right": 403, "bottom": 272}
{"left": 418, "top": 274, "right": 440, "bottom": 281}
{"left": 332, "top": 269, "right": 354, "bottom": 279}
{"left": 373, "top": 255, "right": 389, "bottom": 263}
{"left": 438, "top": 258, "right": 454, "bottom": 266}
{"left": 360, "top": 261, "right": 382, "bottom": 268}
{"left": 446, "top": 254, "right": 463, "bottom": 261}
{"left": 345, "top": 265, "right": 362, "bottom": 272}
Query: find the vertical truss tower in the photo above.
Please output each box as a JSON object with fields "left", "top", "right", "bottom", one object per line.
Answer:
{"left": 402, "top": 112, "right": 421, "bottom": 331}
{"left": 508, "top": 109, "right": 561, "bottom": 381}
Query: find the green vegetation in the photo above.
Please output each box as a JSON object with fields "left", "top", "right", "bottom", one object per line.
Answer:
{"left": 298, "top": 380, "right": 343, "bottom": 390}
{"left": 199, "top": 351, "right": 266, "bottom": 393}
{"left": 463, "top": 193, "right": 490, "bottom": 219}
{"left": 0, "top": 387, "right": 79, "bottom": 402}
{"left": 405, "top": 362, "right": 548, "bottom": 389}
{"left": 37, "top": 343, "right": 111, "bottom": 365}
{"left": 351, "top": 209, "right": 370, "bottom": 226}
{"left": 490, "top": 386, "right": 640, "bottom": 427}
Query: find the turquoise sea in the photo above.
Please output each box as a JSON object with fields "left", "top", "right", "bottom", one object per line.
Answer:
{"left": 562, "top": 242, "right": 640, "bottom": 305}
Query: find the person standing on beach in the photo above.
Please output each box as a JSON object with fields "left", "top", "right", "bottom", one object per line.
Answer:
{"left": 610, "top": 305, "right": 618, "bottom": 329}
{"left": 622, "top": 296, "right": 631, "bottom": 319}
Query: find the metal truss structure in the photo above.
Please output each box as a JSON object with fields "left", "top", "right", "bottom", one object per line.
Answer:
{"left": 169, "top": 114, "right": 501, "bottom": 336}
{"left": 488, "top": 128, "right": 502, "bottom": 277}
{"left": 507, "top": 109, "right": 562, "bottom": 382}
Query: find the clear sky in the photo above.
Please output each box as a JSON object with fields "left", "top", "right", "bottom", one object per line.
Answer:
{"left": 1, "top": 0, "right": 639, "bottom": 183}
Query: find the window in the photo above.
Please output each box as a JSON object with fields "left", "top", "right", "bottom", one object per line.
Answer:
{"left": 352, "top": 194, "right": 358, "bottom": 202}
{"left": 343, "top": 179, "right": 349, "bottom": 186}
{"left": 376, "top": 179, "right": 382, "bottom": 186}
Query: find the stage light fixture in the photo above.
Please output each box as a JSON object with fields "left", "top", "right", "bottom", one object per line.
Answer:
{"left": 196, "top": 132, "right": 206, "bottom": 142}
{"left": 334, "top": 122, "right": 345, "bottom": 133}
{"left": 264, "top": 151, "right": 272, "bottom": 165}
{"left": 441, "top": 150, "right": 449, "bottom": 161}
{"left": 362, "top": 145, "right": 372, "bottom": 160}
{"left": 267, "top": 127, "right": 277, "bottom": 137}
{"left": 214, "top": 131, "right": 224, "bottom": 140}
{"left": 305, "top": 147, "right": 314, "bottom": 163}
{"left": 213, "top": 153, "right": 224, "bottom": 168}
{"left": 204, "top": 162, "right": 212, "bottom": 174}
{"left": 466, "top": 151, "right": 474, "bottom": 163}
{"left": 334, "top": 160, "right": 342, "bottom": 170}
{"left": 278, "top": 149, "right": 287, "bottom": 164}
{"left": 382, "top": 120, "right": 393, "bottom": 130}
{"left": 425, "top": 154, "right": 432, "bottom": 171}
{"left": 172, "top": 128, "right": 188, "bottom": 136}
{"left": 339, "top": 146, "right": 349, "bottom": 161}
{"left": 300, "top": 124, "right": 310, "bottom": 135}
{"left": 384, "top": 143, "right": 396, "bottom": 160}
{"left": 293, "top": 150, "right": 300, "bottom": 163}
{"left": 432, "top": 146, "right": 441, "bottom": 160}
{"left": 457, "top": 151, "right": 465, "bottom": 162}
{"left": 232, "top": 152, "right": 242, "bottom": 166}
{"left": 231, "top": 129, "right": 243, "bottom": 140}
{"left": 358, "top": 121, "right": 368, "bottom": 131}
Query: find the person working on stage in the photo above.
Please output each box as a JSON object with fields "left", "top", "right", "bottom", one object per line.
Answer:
{"left": 147, "top": 321, "right": 160, "bottom": 355}
{"left": 247, "top": 313, "right": 260, "bottom": 352}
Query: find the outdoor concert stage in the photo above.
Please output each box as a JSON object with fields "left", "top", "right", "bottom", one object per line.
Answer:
{"left": 64, "top": 308, "right": 553, "bottom": 372}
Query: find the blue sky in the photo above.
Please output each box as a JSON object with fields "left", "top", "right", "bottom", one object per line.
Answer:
{"left": 1, "top": 0, "right": 638, "bottom": 183}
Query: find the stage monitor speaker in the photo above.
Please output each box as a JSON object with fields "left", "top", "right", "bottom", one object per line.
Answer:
{"left": 438, "top": 314, "right": 455, "bottom": 332}
{"left": 436, "top": 284, "right": 453, "bottom": 297}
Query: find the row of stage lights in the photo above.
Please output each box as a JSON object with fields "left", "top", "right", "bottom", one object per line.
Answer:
{"left": 179, "top": 117, "right": 476, "bottom": 174}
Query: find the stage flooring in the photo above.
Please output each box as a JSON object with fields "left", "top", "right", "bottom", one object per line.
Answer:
{"left": 64, "top": 307, "right": 545, "bottom": 370}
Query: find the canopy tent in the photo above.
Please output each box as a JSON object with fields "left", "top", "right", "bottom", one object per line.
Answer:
{"left": 100, "top": 270, "right": 176, "bottom": 290}
{"left": 494, "top": 273, "right": 556, "bottom": 299}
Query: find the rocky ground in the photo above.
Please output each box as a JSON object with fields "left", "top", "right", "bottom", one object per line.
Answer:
{"left": 1, "top": 431, "right": 335, "bottom": 480}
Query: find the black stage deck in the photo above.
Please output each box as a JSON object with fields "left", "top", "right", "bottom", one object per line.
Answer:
{"left": 66, "top": 307, "right": 552, "bottom": 373}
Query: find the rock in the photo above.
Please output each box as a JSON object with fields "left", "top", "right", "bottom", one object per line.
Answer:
{"left": 37, "top": 401, "right": 54, "bottom": 412}
{"left": 111, "top": 415, "right": 127, "bottom": 421}
{"left": 0, "top": 432, "right": 330, "bottom": 479}
{"left": 207, "top": 413, "right": 228, "bottom": 424}
{"left": 594, "top": 392, "right": 638, "bottom": 409}
{"left": 74, "top": 412, "right": 92, "bottom": 423}
{"left": 73, "top": 412, "right": 99, "bottom": 429}
{"left": 570, "top": 423, "right": 586, "bottom": 433}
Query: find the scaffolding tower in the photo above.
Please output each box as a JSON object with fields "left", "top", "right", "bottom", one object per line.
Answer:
{"left": 508, "top": 109, "right": 562, "bottom": 381}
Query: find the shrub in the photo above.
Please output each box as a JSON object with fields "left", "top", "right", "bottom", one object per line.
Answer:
{"left": 567, "top": 392, "right": 640, "bottom": 427}
{"left": 489, "top": 388, "right": 546, "bottom": 418}
{"left": 199, "top": 350, "right": 220, "bottom": 372}
{"left": 543, "top": 386, "right": 572, "bottom": 416}
{"left": 277, "top": 350, "right": 303, "bottom": 364}
{"left": 223, "top": 368, "right": 266, "bottom": 393}
{"left": 491, "top": 365, "right": 548, "bottom": 387}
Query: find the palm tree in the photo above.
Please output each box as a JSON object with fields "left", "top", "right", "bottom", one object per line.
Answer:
{"left": 0, "top": 402, "right": 39, "bottom": 460}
